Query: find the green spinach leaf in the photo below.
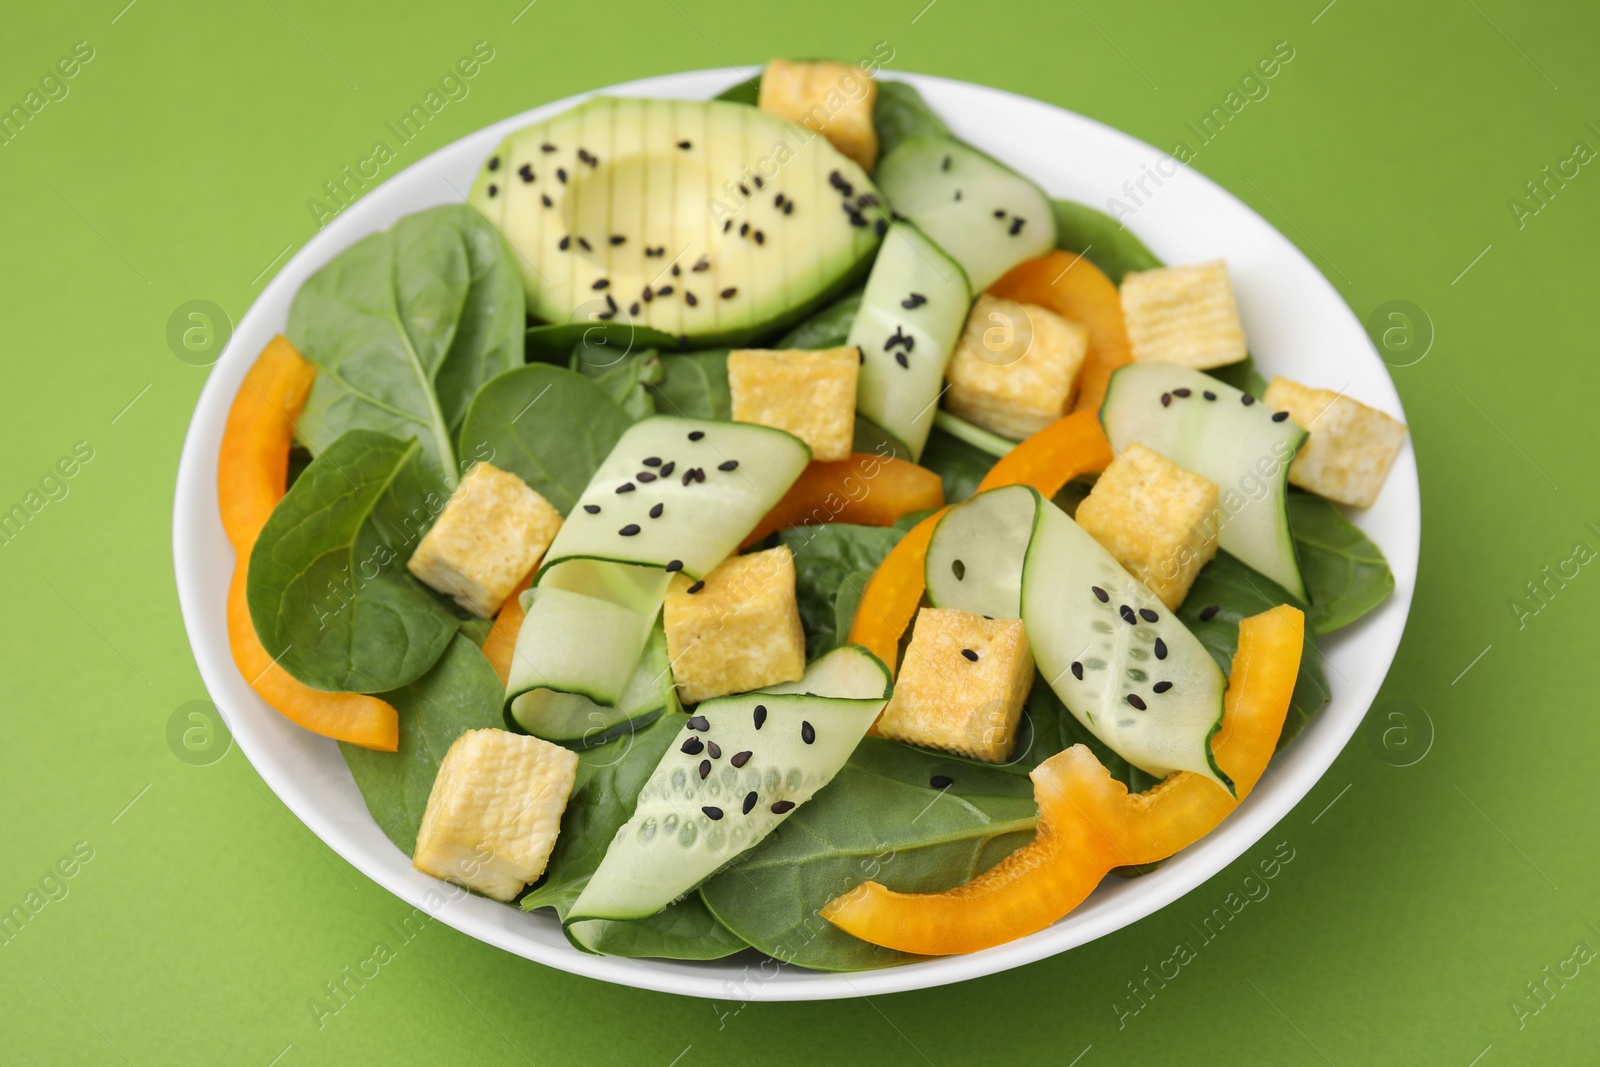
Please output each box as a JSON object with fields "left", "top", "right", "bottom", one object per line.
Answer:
{"left": 571, "top": 341, "right": 662, "bottom": 421}
{"left": 339, "top": 634, "right": 505, "bottom": 854}
{"left": 566, "top": 895, "right": 747, "bottom": 960}
{"left": 700, "top": 738, "right": 1037, "bottom": 971}
{"left": 776, "top": 291, "right": 862, "bottom": 349}
{"left": 288, "top": 205, "right": 524, "bottom": 483}
{"left": 1206, "top": 355, "right": 1268, "bottom": 398}
{"left": 874, "top": 80, "right": 951, "bottom": 160}
{"left": 778, "top": 523, "right": 905, "bottom": 658}
{"left": 919, "top": 426, "right": 996, "bottom": 503}
{"left": 646, "top": 351, "right": 732, "bottom": 420}
{"left": 520, "top": 711, "right": 682, "bottom": 915}
{"left": 1178, "top": 551, "right": 1331, "bottom": 748}
{"left": 526, "top": 321, "right": 680, "bottom": 365}
{"left": 714, "top": 73, "right": 762, "bottom": 105}
{"left": 1050, "top": 199, "right": 1163, "bottom": 284}
{"left": 247, "top": 429, "right": 458, "bottom": 693}
{"left": 1287, "top": 491, "right": 1395, "bottom": 634}
{"left": 459, "top": 364, "right": 633, "bottom": 515}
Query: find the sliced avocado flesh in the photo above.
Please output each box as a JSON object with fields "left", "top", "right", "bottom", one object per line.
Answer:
{"left": 873, "top": 135, "right": 1056, "bottom": 291}
{"left": 469, "top": 96, "right": 883, "bottom": 346}
{"left": 567, "top": 691, "right": 887, "bottom": 922}
{"left": 505, "top": 416, "right": 811, "bottom": 740}
{"left": 1099, "top": 364, "right": 1309, "bottom": 602}
{"left": 925, "top": 485, "right": 1229, "bottom": 790}
{"left": 846, "top": 222, "right": 971, "bottom": 460}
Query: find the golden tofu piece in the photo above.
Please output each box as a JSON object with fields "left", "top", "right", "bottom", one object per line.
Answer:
{"left": 1120, "top": 260, "right": 1247, "bottom": 370}
{"left": 758, "top": 59, "right": 879, "bottom": 171}
{"left": 944, "top": 294, "right": 1089, "bottom": 440}
{"left": 663, "top": 546, "right": 806, "bottom": 704}
{"left": 1263, "top": 377, "right": 1408, "bottom": 508}
{"left": 1076, "top": 443, "right": 1221, "bottom": 610}
{"left": 729, "top": 347, "right": 858, "bottom": 462}
{"left": 407, "top": 462, "right": 562, "bottom": 617}
{"left": 413, "top": 729, "right": 579, "bottom": 902}
{"left": 877, "top": 609, "right": 1034, "bottom": 763}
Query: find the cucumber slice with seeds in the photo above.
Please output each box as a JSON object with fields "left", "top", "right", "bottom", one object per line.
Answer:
{"left": 762, "top": 644, "right": 891, "bottom": 700}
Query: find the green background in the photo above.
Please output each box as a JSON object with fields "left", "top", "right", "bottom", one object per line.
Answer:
{"left": 2, "top": 0, "right": 1594, "bottom": 1062}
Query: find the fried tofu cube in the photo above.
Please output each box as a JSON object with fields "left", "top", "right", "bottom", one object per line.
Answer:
{"left": 407, "top": 462, "right": 562, "bottom": 617}
{"left": 877, "top": 609, "right": 1035, "bottom": 763}
{"left": 1263, "top": 377, "right": 1409, "bottom": 508}
{"left": 758, "top": 59, "right": 879, "bottom": 171}
{"left": 944, "top": 294, "right": 1089, "bottom": 440}
{"left": 664, "top": 546, "right": 806, "bottom": 704}
{"left": 1076, "top": 442, "right": 1220, "bottom": 610}
{"left": 413, "top": 729, "right": 579, "bottom": 902}
{"left": 729, "top": 347, "right": 858, "bottom": 462}
{"left": 1121, "top": 260, "right": 1247, "bottom": 370}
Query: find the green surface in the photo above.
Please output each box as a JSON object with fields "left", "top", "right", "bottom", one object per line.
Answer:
{"left": 1, "top": 0, "right": 1595, "bottom": 1063}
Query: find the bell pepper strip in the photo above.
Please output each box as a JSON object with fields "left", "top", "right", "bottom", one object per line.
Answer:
{"left": 989, "top": 251, "right": 1133, "bottom": 415}
{"left": 740, "top": 452, "right": 944, "bottom": 549}
{"left": 219, "top": 336, "right": 400, "bottom": 752}
{"left": 483, "top": 572, "right": 534, "bottom": 687}
{"left": 845, "top": 410, "right": 1112, "bottom": 673}
{"left": 821, "top": 605, "right": 1304, "bottom": 956}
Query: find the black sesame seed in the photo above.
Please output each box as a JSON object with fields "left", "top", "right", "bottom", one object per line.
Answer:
{"left": 517, "top": 163, "right": 534, "bottom": 182}
{"left": 688, "top": 430, "right": 705, "bottom": 441}
{"left": 577, "top": 148, "right": 592, "bottom": 164}
{"left": 692, "top": 257, "right": 710, "bottom": 272}
{"left": 559, "top": 235, "right": 571, "bottom": 251}
{"left": 1203, "top": 391, "right": 1217, "bottom": 401}
{"left": 801, "top": 721, "right": 815, "bottom": 744}
{"left": 874, "top": 218, "right": 888, "bottom": 237}
{"left": 671, "top": 263, "right": 680, "bottom": 277}
{"left": 1140, "top": 608, "right": 1159, "bottom": 623}
{"left": 557, "top": 167, "right": 567, "bottom": 183}
{"left": 895, "top": 351, "right": 909, "bottom": 369}
{"left": 771, "top": 800, "right": 795, "bottom": 814}
{"left": 682, "top": 737, "right": 704, "bottom": 755}
{"left": 619, "top": 524, "right": 641, "bottom": 537}
{"left": 1199, "top": 604, "right": 1220, "bottom": 621}
{"left": 742, "top": 791, "right": 758, "bottom": 814}
{"left": 616, "top": 483, "right": 635, "bottom": 493}
{"left": 1242, "top": 394, "right": 1257, "bottom": 406}
{"left": 857, "top": 349, "right": 864, "bottom": 364}
{"left": 783, "top": 201, "right": 794, "bottom": 215}
{"left": 487, "top": 183, "right": 498, "bottom": 196}
{"left": 993, "top": 209, "right": 1006, "bottom": 218}
{"left": 732, "top": 751, "right": 752, "bottom": 768}
{"left": 720, "top": 287, "right": 737, "bottom": 299}
{"left": 636, "top": 471, "right": 657, "bottom": 483}
{"left": 753, "top": 704, "right": 767, "bottom": 729}
{"left": 1272, "top": 411, "right": 1290, "bottom": 422}
{"left": 649, "top": 502, "right": 664, "bottom": 519}
{"left": 699, "top": 761, "right": 712, "bottom": 780}
{"left": 702, "top": 805, "right": 723, "bottom": 820}
{"left": 541, "top": 194, "right": 553, "bottom": 207}
{"left": 1092, "top": 586, "right": 1110, "bottom": 603}
{"left": 657, "top": 285, "right": 674, "bottom": 296}
{"left": 540, "top": 143, "right": 556, "bottom": 153}
{"left": 609, "top": 235, "right": 626, "bottom": 246}
{"left": 952, "top": 559, "right": 966, "bottom": 580}
{"left": 941, "top": 155, "right": 951, "bottom": 171}
{"left": 1174, "top": 388, "right": 1191, "bottom": 398}
{"left": 685, "top": 291, "right": 698, "bottom": 307}
{"left": 707, "top": 742, "right": 721, "bottom": 759}
{"left": 754, "top": 230, "right": 766, "bottom": 245}
{"left": 488, "top": 156, "right": 500, "bottom": 170}
{"left": 754, "top": 178, "right": 764, "bottom": 191}
{"left": 961, "top": 648, "right": 979, "bottom": 662}
{"left": 687, "top": 580, "right": 705, "bottom": 594}
{"left": 592, "top": 278, "right": 609, "bottom": 290}
{"left": 577, "top": 237, "right": 592, "bottom": 251}
{"left": 723, "top": 219, "right": 733, "bottom": 232}
{"left": 596, "top": 311, "right": 614, "bottom": 320}
{"left": 676, "top": 334, "right": 689, "bottom": 346}
{"left": 1120, "top": 604, "right": 1137, "bottom": 625}
{"left": 775, "top": 193, "right": 786, "bottom": 207}
{"left": 739, "top": 222, "right": 750, "bottom": 237}
{"left": 1127, "top": 694, "right": 1148, "bottom": 710}
{"left": 902, "top": 293, "right": 927, "bottom": 309}
{"left": 628, "top": 302, "right": 640, "bottom": 315}
{"left": 930, "top": 774, "right": 954, "bottom": 789}
{"left": 828, "top": 170, "right": 853, "bottom": 196}
{"left": 738, "top": 184, "right": 750, "bottom": 197}
{"left": 605, "top": 294, "right": 617, "bottom": 312}
{"left": 1154, "top": 637, "right": 1168, "bottom": 660}
{"left": 1071, "top": 661, "right": 1084, "bottom": 680}
{"left": 954, "top": 190, "right": 962, "bottom": 201}
{"left": 677, "top": 139, "right": 691, "bottom": 149}
{"left": 641, "top": 456, "right": 661, "bottom": 467}
{"left": 665, "top": 559, "right": 683, "bottom": 572}
{"left": 582, "top": 504, "right": 600, "bottom": 514}
{"left": 718, "top": 459, "right": 739, "bottom": 471}
{"left": 642, "top": 287, "right": 654, "bottom": 302}
{"left": 1009, "top": 217, "right": 1025, "bottom": 235}
{"left": 1161, "top": 392, "right": 1172, "bottom": 407}
{"left": 660, "top": 462, "right": 675, "bottom": 477}
{"left": 1153, "top": 681, "right": 1173, "bottom": 694}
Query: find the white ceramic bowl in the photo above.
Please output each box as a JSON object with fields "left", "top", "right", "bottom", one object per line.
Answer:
{"left": 173, "top": 68, "right": 1418, "bottom": 1001}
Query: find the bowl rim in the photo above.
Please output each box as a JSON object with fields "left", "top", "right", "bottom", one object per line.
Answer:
{"left": 173, "top": 65, "right": 1419, "bottom": 1001}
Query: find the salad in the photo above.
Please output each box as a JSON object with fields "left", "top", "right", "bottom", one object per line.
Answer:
{"left": 216, "top": 60, "right": 1408, "bottom": 970}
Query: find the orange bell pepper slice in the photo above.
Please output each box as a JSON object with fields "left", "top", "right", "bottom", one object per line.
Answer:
{"left": 845, "top": 410, "right": 1113, "bottom": 672}
{"left": 483, "top": 572, "right": 534, "bottom": 687}
{"left": 989, "top": 251, "right": 1133, "bottom": 415}
{"left": 219, "top": 336, "right": 399, "bottom": 752}
{"left": 741, "top": 453, "right": 945, "bottom": 550}
{"left": 822, "top": 605, "right": 1304, "bottom": 955}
